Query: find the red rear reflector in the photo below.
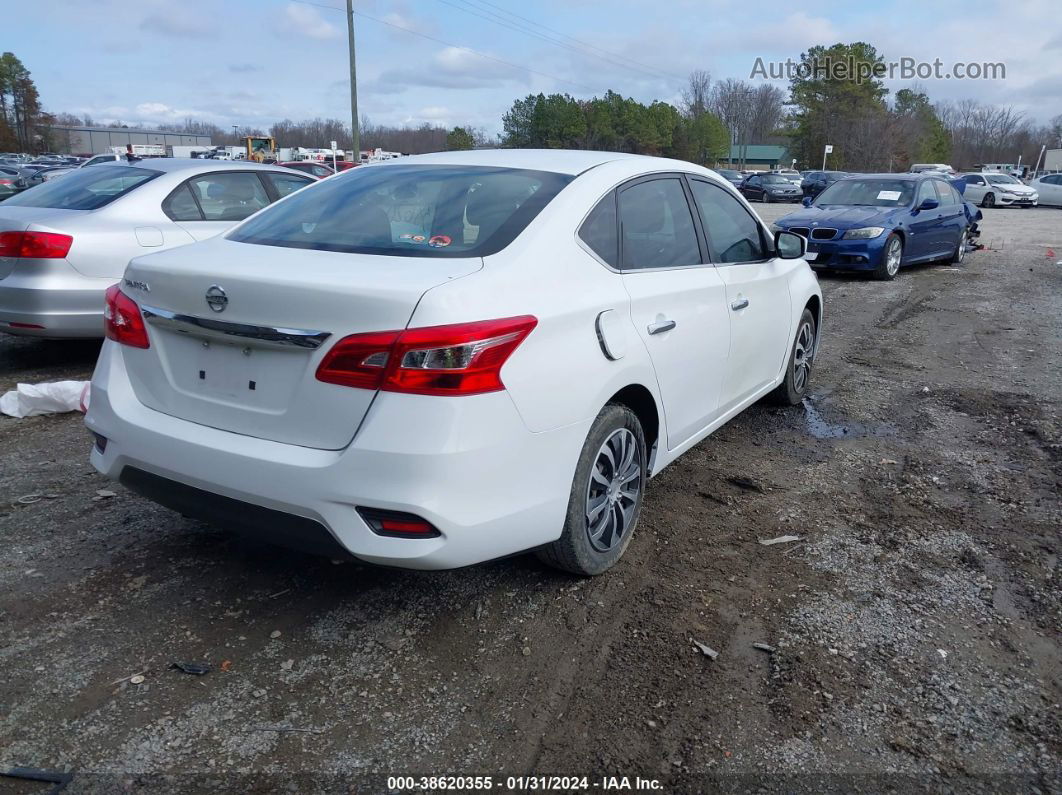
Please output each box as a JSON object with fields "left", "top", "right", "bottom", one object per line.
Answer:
{"left": 8, "top": 322, "right": 45, "bottom": 329}
{"left": 104, "top": 284, "right": 150, "bottom": 348}
{"left": 357, "top": 508, "right": 440, "bottom": 538}
{"left": 0, "top": 231, "right": 73, "bottom": 259}
{"left": 316, "top": 316, "right": 537, "bottom": 396}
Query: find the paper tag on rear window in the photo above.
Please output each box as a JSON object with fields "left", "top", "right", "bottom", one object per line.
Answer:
{"left": 877, "top": 190, "right": 902, "bottom": 200}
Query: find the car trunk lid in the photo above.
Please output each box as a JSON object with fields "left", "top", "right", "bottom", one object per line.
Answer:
{"left": 119, "top": 238, "right": 481, "bottom": 450}
{"left": 0, "top": 207, "right": 85, "bottom": 280}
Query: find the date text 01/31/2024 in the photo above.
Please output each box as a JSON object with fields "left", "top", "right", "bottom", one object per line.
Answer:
{"left": 386, "top": 775, "right": 663, "bottom": 791}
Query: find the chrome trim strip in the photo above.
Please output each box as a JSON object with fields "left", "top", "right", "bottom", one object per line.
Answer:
{"left": 140, "top": 305, "right": 331, "bottom": 350}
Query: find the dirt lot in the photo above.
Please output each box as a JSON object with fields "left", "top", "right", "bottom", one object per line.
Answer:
{"left": 0, "top": 205, "right": 1059, "bottom": 793}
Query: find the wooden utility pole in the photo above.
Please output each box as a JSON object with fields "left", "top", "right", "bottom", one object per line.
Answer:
{"left": 346, "top": 0, "right": 359, "bottom": 161}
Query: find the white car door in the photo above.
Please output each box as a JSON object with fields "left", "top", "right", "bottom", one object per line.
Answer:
{"left": 1036, "top": 175, "right": 1062, "bottom": 206}
{"left": 687, "top": 178, "right": 794, "bottom": 411}
{"left": 613, "top": 176, "right": 731, "bottom": 449}
{"left": 962, "top": 174, "right": 988, "bottom": 203}
{"left": 163, "top": 170, "right": 273, "bottom": 242}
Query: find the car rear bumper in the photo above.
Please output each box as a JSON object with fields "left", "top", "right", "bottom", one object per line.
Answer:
{"left": 0, "top": 263, "right": 111, "bottom": 338}
{"left": 86, "top": 341, "right": 590, "bottom": 569}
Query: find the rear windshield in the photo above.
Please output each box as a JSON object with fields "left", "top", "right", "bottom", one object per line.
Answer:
{"left": 4, "top": 165, "right": 158, "bottom": 210}
{"left": 227, "top": 164, "right": 574, "bottom": 258}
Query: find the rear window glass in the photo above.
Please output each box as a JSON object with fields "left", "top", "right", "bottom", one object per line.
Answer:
{"left": 4, "top": 165, "right": 158, "bottom": 210}
{"left": 227, "top": 164, "right": 573, "bottom": 258}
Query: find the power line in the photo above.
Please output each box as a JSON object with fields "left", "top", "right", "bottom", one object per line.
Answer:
{"left": 286, "top": 0, "right": 601, "bottom": 93}
{"left": 433, "top": 0, "right": 681, "bottom": 84}
{"left": 460, "top": 0, "right": 687, "bottom": 81}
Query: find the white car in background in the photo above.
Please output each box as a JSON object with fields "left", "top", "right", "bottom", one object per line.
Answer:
{"left": 1029, "top": 173, "right": 1062, "bottom": 207}
{"left": 87, "top": 149, "right": 822, "bottom": 575}
{"left": 959, "top": 172, "right": 1038, "bottom": 208}
{"left": 0, "top": 159, "right": 314, "bottom": 338}
{"left": 770, "top": 168, "right": 803, "bottom": 186}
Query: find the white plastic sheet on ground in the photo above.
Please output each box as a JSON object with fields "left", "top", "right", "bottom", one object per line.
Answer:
{"left": 0, "top": 381, "right": 90, "bottom": 418}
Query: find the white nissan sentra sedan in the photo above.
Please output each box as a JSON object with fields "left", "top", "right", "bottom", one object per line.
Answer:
{"left": 86, "top": 149, "right": 822, "bottom": 575}
{"left": 0, "top": 159, "right": 314, "bottom": 338}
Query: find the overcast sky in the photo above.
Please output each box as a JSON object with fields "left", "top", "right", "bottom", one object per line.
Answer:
{"left": 13, "top": 0, "right": 1062, "bottom": 136}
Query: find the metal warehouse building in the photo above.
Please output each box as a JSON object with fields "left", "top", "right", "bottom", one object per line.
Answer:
{"left": 46, "top": 125, "right": 212, "bottom": 155}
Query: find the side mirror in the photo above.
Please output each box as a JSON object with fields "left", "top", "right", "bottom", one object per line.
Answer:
{"left": 802, "top": 196, "right": 813, "bottom": 208}
{"left": 775, "top": 230, "right": 806, "bottom": 260}
{"left": 916, "top": 198, "right": 939, "bottom": 211}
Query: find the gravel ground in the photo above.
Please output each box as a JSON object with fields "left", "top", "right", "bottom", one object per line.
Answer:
{"left": 0, "top": 204, "right": 1059, "bottom": 794}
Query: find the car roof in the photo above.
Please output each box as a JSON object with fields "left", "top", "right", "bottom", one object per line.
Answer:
{"left": 371, "top": 148, "right": 651, "bottom": 176}
{"left": 89, "top": 158, "right": 295, "bottom": 174}
{"left": 838, "top": 173, "right": 924, "bottom": 181}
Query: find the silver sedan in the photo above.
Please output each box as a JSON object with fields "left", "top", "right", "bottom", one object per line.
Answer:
{"left": 0, "top": 159, "right": 314, "bottom": 338}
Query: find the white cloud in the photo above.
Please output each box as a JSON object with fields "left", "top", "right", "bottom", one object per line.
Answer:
{"left": 282, "top": 4, "right": 341, "bottom": 40}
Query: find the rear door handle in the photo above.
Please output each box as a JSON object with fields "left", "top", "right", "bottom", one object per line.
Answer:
{"left": 730, "top": 297, "right": 749, "bottom": 311}
{"left": 647, "top": 319, "right": 676, "bottom": 335}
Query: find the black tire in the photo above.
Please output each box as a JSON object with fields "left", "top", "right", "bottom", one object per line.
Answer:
{"left": 981, "top": 192, "right": 995, "bottom": 208}
{"left": 874, "top": 233, "right": 903, "bottom": 280}
{"left": 536, "top": 404, "right": 646, "bottom": 576}
{"left": 768, "top": 308, "right": 817, "bottom": 406}
{"left": 951, "top": 229, "right": 968, "bottom": 264}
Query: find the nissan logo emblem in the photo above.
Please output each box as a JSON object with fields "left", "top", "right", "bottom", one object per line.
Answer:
{"left": 205, "top": 285, "right": 228, "bottom": 313}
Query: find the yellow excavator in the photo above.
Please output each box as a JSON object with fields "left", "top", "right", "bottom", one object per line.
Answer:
{"left": 244, "top": 136, "right": 277, "bottom": 163}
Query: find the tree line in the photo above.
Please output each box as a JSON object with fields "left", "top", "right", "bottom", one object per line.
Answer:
{"left": 785, "top": 42, "right": 1061, "bottom": 171}
{"left": 10, "top": 41, "right": 1062, "bottom": 172}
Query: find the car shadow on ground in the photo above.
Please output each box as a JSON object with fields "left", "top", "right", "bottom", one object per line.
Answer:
{"left": 0, "top": 336, "right": 102, "bottom": 383}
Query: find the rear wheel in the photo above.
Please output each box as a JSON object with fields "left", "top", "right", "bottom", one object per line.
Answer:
{"left": 982, "top": 192, "right": 995, "bottom": 208}
{"left": 768, "top": 308, "right": 816, "bottom": 405}
{"left": 951, "top": 229, "right": 968, "bottom": 264}
{"left": 537, "top": 405, "right": 646, "bottom": 576}
{"left": 875, "top": 233, "right": 903, "bottom": 280}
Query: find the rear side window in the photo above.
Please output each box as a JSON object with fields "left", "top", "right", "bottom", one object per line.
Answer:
{"left": 162, "top": 184, "right": 203, "bottom": 221}
{"left": 618, "top": 178, "right": 701, "bottom": 270}
{"left": 578, "top": 192, "right": 618, "bottom": 267}
{"left": 3, "top": 165, "right": 157, "bottom": 210}
{"left": 188, "top": 172, "right": 269, "bottom": 221}
{"left": 267, "top": 172, "right": 314, "bottom": 197}
{"left": 689, "top": 179, "right": 766, "bottom": 264}
{"left": 228, "top": 164, "right": 573, "bottom": 258}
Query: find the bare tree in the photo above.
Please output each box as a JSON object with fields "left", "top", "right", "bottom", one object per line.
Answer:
{"left": 680, "top": 69, "right": 711, "bottom": 118}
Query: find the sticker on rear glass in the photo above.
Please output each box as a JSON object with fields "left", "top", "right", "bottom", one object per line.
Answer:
{"left": 411, "top": 234, "right": 426, "bottom": 243}
{"left": 877, "top": 190, "right": 902, "bottom": 200}
{"left": 428, "top": 235, "right": 452, "bottom": 248}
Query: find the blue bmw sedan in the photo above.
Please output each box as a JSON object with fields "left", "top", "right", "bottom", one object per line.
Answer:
{"left": 772, "top": 174, "right": 972, "bottom": 280}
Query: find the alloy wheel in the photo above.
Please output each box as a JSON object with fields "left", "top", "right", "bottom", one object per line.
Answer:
{"left": 793, "top": 321, "right": 815, "bottom": 392}
{"left": 585, "top": 428, "right": 642, "bottom": 553}
{"left": 886, "top": 238, "right": 902, "bottom": 276}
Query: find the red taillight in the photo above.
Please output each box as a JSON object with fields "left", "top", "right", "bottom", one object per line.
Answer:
{"left": 357, "top": 508, "right": 440, "bottom": 538}
{"left": 104, "top": 284, "right": 150, "bottom": 349}
{"left": 0, "top": 178, "right": 12, "bottom": 185}
{"left": 0, "top": 231, "right": 73, "bottom": 259}
{"left": 315, "top": 316, "right": 537, "bottom": 396}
